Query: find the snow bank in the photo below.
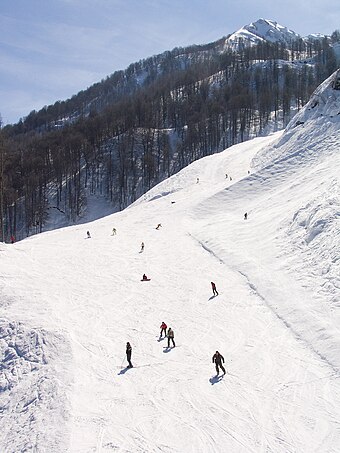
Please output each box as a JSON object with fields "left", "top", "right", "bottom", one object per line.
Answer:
{"left": 0, "top": 319, "right": 71, "bottom": 452}
{"left": 287, "top": 178, "right": 340, "bottom": 306}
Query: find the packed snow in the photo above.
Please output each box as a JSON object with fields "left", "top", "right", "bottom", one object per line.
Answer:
{"left": 1, "top": 72, "right": 340, "bottom": 452}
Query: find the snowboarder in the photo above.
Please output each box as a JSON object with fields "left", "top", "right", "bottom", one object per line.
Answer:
{"left": 126, "top": 342, "right": 133, "bottom": 368}
{"left": 112, "top": 228, "right": 117, "bottom": 235}
{"left": 244, "top": 212, "right": 248, "bottom": 220}
{"left": 212, "top": 351, "right": 225, "bottom": 375}
{"left": 142, "top": 273, "right": 149, "bottom": 281}
{"left": 140, "top": 242, "right": 145, "bottom": 252}
{"left": 156, "top": 223, "right": 162, "bottom": 230}
{"left": 167, "top": 327, "right": 175, "bottom": 348}
{"left": 160, "top": 321, "right": 167, "bottom": 338}
{"left": 87, "top": 231, "right": 91, "bottom": 239}
{"left": 211, "top": 281, "right": 218, "bottom": 296}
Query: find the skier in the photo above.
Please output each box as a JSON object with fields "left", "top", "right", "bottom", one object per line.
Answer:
{"left": 211, "top": 281, "right": 218, "bottom": 296}
{"left": 87, "top": 231, "right": 91, "bottom": 239}
{"left": 112, "top": 228, "right": 117, "bottom": 235}
{"left": 212, "top": 351, "right": 226, "bottom": 375}
{"left": 244, "top": 212, "right": 248, "bottom": 220}
{"left": 126, "top": 342, "right": 133, "bottom": 368}
{"left": 225, "top": 173, "right": 228, "bottom": 179}
{"left": 140, "top": 242, "right": 145, "bottom": 252}
{"left": 167, "top": 327, "right": 175, "bottom": 348}
{"left": 160, "top": 321, "right": 167, "bottom": 338}
{"left": 10, "top": 235, "right": 15, "bottom": 244}
{"left": 229, "top": 176, "right": 232, "bottom": 181}
{"left": 156, "top": 223, "right": 162, "bottom": 230}
{"left": 196, "top": 177, "right": 200, "bottom": 183}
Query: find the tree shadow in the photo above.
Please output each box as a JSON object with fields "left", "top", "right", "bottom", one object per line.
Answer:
{"left": 209, "top": 374, "right": 224, "bottom": 385}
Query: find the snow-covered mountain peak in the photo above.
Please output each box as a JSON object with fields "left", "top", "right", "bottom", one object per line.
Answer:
{"left": 225, "top": 18, "right": 300, "bottom": 50}
{"left": 246, "top": 19, "right": 299, "bottom": 42}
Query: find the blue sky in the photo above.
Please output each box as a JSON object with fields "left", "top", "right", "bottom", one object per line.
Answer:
{"left": 1, "top": 0, "right": 339, "bottom": 124}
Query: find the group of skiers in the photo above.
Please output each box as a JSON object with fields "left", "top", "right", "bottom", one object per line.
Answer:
{"left": 125, "top": 323, "right": 176, "bottom": 368}
{"left": 85, "top": 222, "right": 226, "bottom": 376}
{"left": 107, "top": 216, "right": 226, "bottom": 376}
{"left": 126, "top": 331, "right": 224, "bottom": 375}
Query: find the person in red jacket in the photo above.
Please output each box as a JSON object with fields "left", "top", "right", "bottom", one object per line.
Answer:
{"left": 211, "top": 281, "right": 218, "bottom": 296}
{"left": 10, "top": 235, "right": 15, "bottom": 244}
{"left": 160, "top": 322, "right": 167, "bottom": 338}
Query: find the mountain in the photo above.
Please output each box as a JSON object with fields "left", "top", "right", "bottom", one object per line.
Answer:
{"left": 1, "top": 20, "right": 339, "bottom": 243}
{"left": 225, "top": 18, "right": 301, "bottom": 50}
{"left": 0, "top": 71, "right": 340, "bottom": 452}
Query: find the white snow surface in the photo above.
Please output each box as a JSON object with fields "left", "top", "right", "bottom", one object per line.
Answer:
{"left": 1, "top": 74, "right": 340, "bottom": 452}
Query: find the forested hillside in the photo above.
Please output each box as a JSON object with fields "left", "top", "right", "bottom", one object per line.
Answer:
{"left": 0, "top": 21, "right": 339, "bottom": 241}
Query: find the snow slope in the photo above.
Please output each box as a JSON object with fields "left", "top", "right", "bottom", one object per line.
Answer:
{"left": 1, "top": 73, "right": 340, "bottom": 452}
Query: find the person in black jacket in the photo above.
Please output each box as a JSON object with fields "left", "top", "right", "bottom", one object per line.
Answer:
{"left": 212, "top": 351, "right": 225, "bottom": 375}
{"left": 211, "top": 281, "right": 218, "bottom": 296}
{"left": 126, "top": 342, "right": 133, "bottom": 368}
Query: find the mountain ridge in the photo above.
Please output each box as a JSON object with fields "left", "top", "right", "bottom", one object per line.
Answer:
{"left": 1, "top": 19, "right": 339, "bottom": 243}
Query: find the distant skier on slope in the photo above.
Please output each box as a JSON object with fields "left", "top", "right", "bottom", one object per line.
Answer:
{"left": 212, "top": 351, "right": 225, "bottom": 375}
{"left": 10, "top": 235, "right": 15, "bottom": 244}
{"left": 112, "top": 228, "right": 117, "bottom": 235}
{"left": 87, "top": 231, "right": 91, "bottom": 239}
{"left": 167, "top": 327, "right": 175, "bottom": 348}
{"left": 211, "top": 281, "right": 218, "bottom": 296}
{"left": 140, "top": 242, "right": 145, "bottom": 252}
{"left": 244, "top": 212, "right": 248, "bottom": 220}
{"left": 160, "top": 321, "right": 167, "bottom": 338}
{"left": 126, "top": 342, "right": 133, "bottom": 368}
{"left": 156, "top": 223, "right": 162, "bottom": 230}
{"left": 142, "top": 274, "right": 150, "bottom": 281}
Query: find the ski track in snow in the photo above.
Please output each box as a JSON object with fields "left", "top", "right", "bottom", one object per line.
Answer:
{"left": 1, "top": 95, "right": 340, "bottom": 453}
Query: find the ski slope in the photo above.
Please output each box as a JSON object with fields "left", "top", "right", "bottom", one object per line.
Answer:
{"left": 1, "top": 72, "right": 340, "bottom": 452}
